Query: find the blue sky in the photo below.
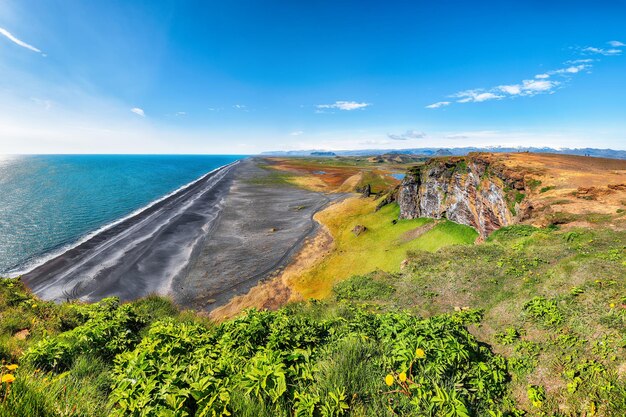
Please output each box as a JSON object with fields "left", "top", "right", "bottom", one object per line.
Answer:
{"left": 0, "top": 0, "right": 625, "bottom": 153}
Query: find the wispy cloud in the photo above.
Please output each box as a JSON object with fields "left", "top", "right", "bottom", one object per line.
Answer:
{"left": 454, "top": 91, "right": 504, "bottom": 103}
{"left": 0, "top": 27, "right": 44, "bottom": 54}
{"left": 290, "top": 130, "right": 304, "bottom": 136}
{"left": 427, "top": 41, "right": 623, "bottom": 109}
{"left": 581, "top": 46, "right": 622, "bottom": 56}
{"left": 425, "top": 101, "right": 450, "bottom": 109}
{"left": 316, "top": 101, "right": 370, "bottom": 111}
{"left": 233, "top": 104, "right": 247, "bottom": 110}
{"left": 130, "top": 107, "right": 145, "bottom": 117}
{"left": 175, "top": 111, "right": 186, "bottom": 116}
{"left": 388, "top": 130, "right": 426, "bottom": 140}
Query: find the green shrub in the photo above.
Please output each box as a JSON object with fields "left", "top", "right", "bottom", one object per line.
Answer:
{"left": 523, "top": 297, "right": 563, "bottom": 327}
{"left": 23, "top": 298, "right": 145, "bottom": 370}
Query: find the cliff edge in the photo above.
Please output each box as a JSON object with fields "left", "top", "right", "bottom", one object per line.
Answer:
{"left": 396, "top": 152, "right": 626, "bottom": 238}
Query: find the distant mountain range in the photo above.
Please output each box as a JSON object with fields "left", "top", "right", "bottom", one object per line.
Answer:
{"left": 261, "top": 147, "right": 626, "bottom": 159}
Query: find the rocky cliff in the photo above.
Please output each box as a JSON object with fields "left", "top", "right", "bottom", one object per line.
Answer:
{"left": 397, "top": 154, "right": 531, "bottom": 237}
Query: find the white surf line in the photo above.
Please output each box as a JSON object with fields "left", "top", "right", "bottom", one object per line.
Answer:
{"left": 8, "top": 160, "right": 240, "bottom": 278}
{"left": 31, "top": 162, "right": 238, "bottom": 298}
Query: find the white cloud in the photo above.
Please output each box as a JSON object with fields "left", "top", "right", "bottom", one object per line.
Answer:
{"left": 0, "top": 27, "right": 43, "bottom": 54}
{"left": 454, "top": 90, "right": 503, "bottom": 103}
{"left": 290, "top": 130, "right": 304, "bottom": 136}
{"left": 175, "top": 111, "right": 186, "bottom": 116}
{"left": 387, "top": 130, "right": 426, "bottom": 140}
{"left": 425, "top": 101, "right": 450, "bottom": 109}
{"left": 498, "top": 84, "right": 522, "bottom": 95}
{"left": 428, "top": 42, "right": 623, "bottom": 109}
{"left": 566, "top": 58, "right": 594, "bottom": 65}
{"left": 130, "top": 107, "right": 145, "bottom": 117}
{"left": 316, "top": 101, "right": 370, "bottom": 111}
{"left": 521, "top": 79, "right": 558, "bottom": 93}
{"left": 582, "top": 46, "right": 622, "bottom": 56}
{"left": 551, "top": 64, "right": 590, "bottom": 75}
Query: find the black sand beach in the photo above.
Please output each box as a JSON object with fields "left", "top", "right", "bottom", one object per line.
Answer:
{"left": 175, "top": 159, "right": 342, "bottom": 310}
{"left": 22, "top": 158, "right": 337, "bottom": 308}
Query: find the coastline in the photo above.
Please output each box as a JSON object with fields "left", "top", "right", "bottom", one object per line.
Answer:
{"left": 10, "top": 159, "right": 241, "bottom": 279}
{"left": 173, "top": 158, "right": 345, "bottom": 310}
{"left": 20, "top": 157, "right": 343, "bottom": 311}
{"left": 22, "top": 160, "right": 241, "bottom": 302}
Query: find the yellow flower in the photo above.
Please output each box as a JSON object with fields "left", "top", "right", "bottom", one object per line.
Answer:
{"left": 5, "top": 364, "right": 18, "bottom": 371}
{"left": 31, "top": 304, "right": 37, "bottom": 308}
{"left": 415, "top": 348, "right": 426, "bottom": 359}
{"left": 385, "top": 374, "right": 394, "bottom": 386}
{"left": 1, "top": 374, "right": 15, "bottom": 383}
{"left": 610, "top": 303, "right": 615, "bottom": 308}
{"left": 399, "top": 372, "right": 407, "bottom": 382}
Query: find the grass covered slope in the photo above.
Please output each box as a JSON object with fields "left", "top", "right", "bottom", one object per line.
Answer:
{"left": 291, "top": 199, "right": 477, "bottom": 299}
{"left": 334, "top": 225, "right": 626, "bottom": 415}
{"left": 0, "top": 223, "right": 624, "bottom": 416}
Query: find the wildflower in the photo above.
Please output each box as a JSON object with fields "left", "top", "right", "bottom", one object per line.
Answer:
{"left": 399, "top": 372, "right": 407, "bottom": 382}
{"left": 31, "top": 304, "right": 37, "bottom": 308}
{"left": 385, "top": 374, "right": 394, "bottom": 386}
{"left": 415, "top": 348, "right": 426, "bottom": 359}
{"left": 609, "top": 303, "right": 615, "bottom": 308}
{"left": 5, "top": 364, "right": 18, "bottom": 371}
{"left": 1, "top": 374, "right": 15, "bottom": 383}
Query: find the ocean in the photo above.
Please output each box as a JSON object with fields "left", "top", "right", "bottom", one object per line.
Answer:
{"left": 0, "top": 154, "right": 243, "bottom": 276}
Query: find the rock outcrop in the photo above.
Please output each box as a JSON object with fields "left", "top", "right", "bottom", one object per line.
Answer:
{"left": 397, "top": 154, "right": 531, "bottom": 237}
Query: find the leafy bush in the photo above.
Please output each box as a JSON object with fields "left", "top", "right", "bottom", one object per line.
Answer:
{"left": 108, "top": 307, "right": 516, "bottom": 416}
{"left": 23, "top": 298, "right": 146, "bottom": 370}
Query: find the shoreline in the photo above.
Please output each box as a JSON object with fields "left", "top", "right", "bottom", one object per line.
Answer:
{"left": 10, "top": 159, "right": 241, "bottom": 278}
{"left": 20, "top": 157, "right": 343, "bottom": 311}
{"left": 173, "top": 158, "right": 346, "bottom": 310}
{"left": 22, "top": 160, "right": 240, "bottom": 302}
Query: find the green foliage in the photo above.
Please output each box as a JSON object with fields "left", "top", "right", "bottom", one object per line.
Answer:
{"left": 527, "top": 179, "right": 542, "bottom": 190}
{"left": 23, "top": 298, "right": 146, "bottom": 371}
{"left": 539, "top": 185, "right": 556, "bottom": 193}
{"left": 523, "top": 297, "right": 563, "bottom": 327}
{"left": 487, "top": 225, "right": 540, "bottom": 242}
{"left": 108, "top": 307, "right": 514, "bottom": 416}
{"left": 333, "top": 274, "right": 395, "bottom": 301}
{"left": 494, "top": 327, "right": 523, "bottom": 345}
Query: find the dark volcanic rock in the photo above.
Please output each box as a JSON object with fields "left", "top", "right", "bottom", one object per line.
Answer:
{"left": 352, "top": 224, "right": 367, "bottom": 236}
{"left": 356, "top": 183, "right": 371, "bottom": 197}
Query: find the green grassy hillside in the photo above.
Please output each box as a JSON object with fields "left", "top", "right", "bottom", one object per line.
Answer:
{"left": 0, "top": 224, "right": 624, "bottom": 416}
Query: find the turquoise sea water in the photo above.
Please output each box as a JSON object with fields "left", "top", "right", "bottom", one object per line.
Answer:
{"left": 0, "top": 155, "right": 243, "bottom": 275}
